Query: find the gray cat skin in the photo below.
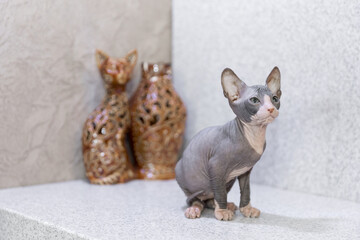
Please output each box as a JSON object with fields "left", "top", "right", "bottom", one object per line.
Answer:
{"left": 175, "top": 67, "right": 281, "bottom": 221}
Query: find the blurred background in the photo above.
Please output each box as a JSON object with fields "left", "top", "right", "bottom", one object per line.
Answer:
{"left": 0, "top": 0, "right": 359, "bottom": 203}
{"left": 0, "top": 0, "right": 171, "bottom": 188}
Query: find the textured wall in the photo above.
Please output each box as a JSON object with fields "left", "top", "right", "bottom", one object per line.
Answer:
{"left": 0, "top": 0, "right": 171, "bottom": 188}
{"left": 173, "top": 0, "right": 360, "bottom": 202}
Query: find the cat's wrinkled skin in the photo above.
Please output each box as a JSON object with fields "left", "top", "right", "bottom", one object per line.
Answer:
{"left": 82, "top": 49, "right": 138, "bottom": 184}
{"left": 175, "top": 67, "right": 281, "bottom": 220}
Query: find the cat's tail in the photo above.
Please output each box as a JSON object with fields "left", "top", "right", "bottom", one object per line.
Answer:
{"left": 186, "top": 190, "right": 205, "bottom": 206}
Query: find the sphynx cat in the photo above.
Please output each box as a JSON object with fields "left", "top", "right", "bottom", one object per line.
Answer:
{"left": 175, "top": 67, "right": 281, "bottom": 220}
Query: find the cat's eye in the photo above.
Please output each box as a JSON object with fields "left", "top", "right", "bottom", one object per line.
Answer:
{"left": 250, "top": 97, "right": 260, "bottom": 104}
{"left": 272, "top": 96, "right": 279, "bottom": 103}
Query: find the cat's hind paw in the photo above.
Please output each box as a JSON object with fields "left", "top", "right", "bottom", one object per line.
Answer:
{"left": 185, "top": 206, "right": 202, "bottom": 219}
{"left": 239, "top": 203, "right": 260, "bottom": 218}
{"left": 227, "top": 202, "right": 238, "bottom": 213}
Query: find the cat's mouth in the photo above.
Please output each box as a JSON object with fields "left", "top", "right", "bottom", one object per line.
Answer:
{"left": 264, "top": 116, "right": 275, "bottom": 122}
{"left": 259, "top": 114, "right": 277, "bottom": 125}
{"left": 250, "top": 111, "right": 279, "bottom": 126}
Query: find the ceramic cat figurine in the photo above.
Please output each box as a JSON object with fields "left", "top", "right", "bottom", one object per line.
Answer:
{"left": 175, "top": 67, "right": 281, "bottom": 220}
{"left": 82, "top": 49, "right": 138, "bottom": 184}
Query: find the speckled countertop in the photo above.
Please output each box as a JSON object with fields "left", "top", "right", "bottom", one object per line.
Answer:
{"left": 0, "top": 180, "right": 359, "bottom": 240}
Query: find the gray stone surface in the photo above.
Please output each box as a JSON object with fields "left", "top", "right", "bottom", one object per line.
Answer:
{"left": 0, "top": 0, "right": 171, "bottom": 188}
{"left": 172, "top": 0, "right": 360, "bottom": 202}
{"left": 0, "top": 209, "right": 85, "bottom": 240}
{"left": 0, "top": 180, "right": 359, "bottom": 239}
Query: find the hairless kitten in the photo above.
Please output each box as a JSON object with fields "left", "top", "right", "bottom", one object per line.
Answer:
{"left": 175, "top": 67, "right": 281, "bottom": 220}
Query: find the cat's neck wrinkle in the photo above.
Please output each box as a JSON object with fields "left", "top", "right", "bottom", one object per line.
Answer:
{"left": 235, "top": 117, "right": 245, "bottom": 135}
{"left": 236, "top": 117, "right": 267, "bottom": 155}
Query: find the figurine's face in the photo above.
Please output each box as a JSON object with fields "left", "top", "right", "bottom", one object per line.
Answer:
{"left": 221, "top": 67, "right": 282, "bottom": 125}
{"left": 95, "top": 49, "right": 137, "bottom": 86}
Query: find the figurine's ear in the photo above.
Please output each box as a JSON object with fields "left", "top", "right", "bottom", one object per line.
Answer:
{"left": 95, "top": 49, "right": 109, "bottom": 69}
{"left": 125, "top": 49, "right": 138, "bottom": 72}
{"left": 221, "top": 68, "right": 247, "bottom": 102}
{"left": 266, "top": 66, "right": 282, "bottom": 98}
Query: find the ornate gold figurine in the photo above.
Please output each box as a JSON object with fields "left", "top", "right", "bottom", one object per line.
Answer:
{"left": 130, "top": 63, "right": 186, "bottom": 180}
{"left": 82, "top": 49, "right": 138, "bottom": 184}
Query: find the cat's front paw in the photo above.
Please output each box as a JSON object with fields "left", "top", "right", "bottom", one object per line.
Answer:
{"left": 214, "top": 201, "right": 234, "bottom": 221}
{"left": 215, "top": 208, "right": 234, "bottom": 221}
{"left": 239, "top": 203, "right": 260, "bottom": 218}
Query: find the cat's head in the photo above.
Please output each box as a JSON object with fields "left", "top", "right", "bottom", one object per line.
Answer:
{"left": 95, "top": 49, "right": 137, "bottom": 86}
{"left": 221, "top": 67, "right": 281, "bottom": 126}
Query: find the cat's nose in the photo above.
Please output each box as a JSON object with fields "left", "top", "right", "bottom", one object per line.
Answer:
{"left": 268, "top": 108, "right": 275, "bottom": 113}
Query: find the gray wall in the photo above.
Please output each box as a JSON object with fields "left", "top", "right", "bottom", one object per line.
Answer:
{"left": 173, "top": 0, "right": 360, "bottom": 202}
{"left": 0, "top": 0, "right": 171, "bottom": 188}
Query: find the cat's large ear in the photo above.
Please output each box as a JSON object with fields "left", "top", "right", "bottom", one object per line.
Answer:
{"left": 266, "top": 66, "right": 282, "bottom": 98}
{"left": 125, "top": 49, "right": 138, "bottom": 72}
{"left": 221, "top": 68, "right": 247, "bottom": 102}
{"left": 95, "top": 49, "right": 109, "bottom": 69}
